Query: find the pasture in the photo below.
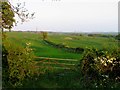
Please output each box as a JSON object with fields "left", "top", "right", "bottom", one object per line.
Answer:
{"left": 6, "top": 31, "right": 118, "bottom": 57}
{"left": 2, "top": 31, "right": 120, "bottom": 88}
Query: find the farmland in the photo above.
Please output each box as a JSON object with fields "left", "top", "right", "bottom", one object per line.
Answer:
{"left": 5, "top": 32, "right": 83, "bottom": 59}
{"left": 2, "top": 31, "right": 120, "bottom": 88}
{"left": 6, "top": 31, "right": 118, "bottom": 57}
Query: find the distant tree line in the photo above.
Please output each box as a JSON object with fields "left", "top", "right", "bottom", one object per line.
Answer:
{"left": 88, "top": 34, "right": 115, "bottom": 38}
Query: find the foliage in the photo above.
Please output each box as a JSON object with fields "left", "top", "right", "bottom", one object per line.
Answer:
{"left": 0, "top": 1, "right": 35, "bottom": 31}
{"left": 2, "top": 45, "right": 9, "bottom": 87}
{"left": 1, "top": 1, "right": 15, "bottom": 30}
{"left": 88, "top": 34, "right": 114, "bottom": 38}
{"left": 78, "top": 48, "right": 120, "bottom": 88}
{"left": 1, "top": 0, "right": 36, "bottom": 88}
{"left": 44, "top": 40, "right": 84, "bottom": 53}
{"left": 41, "top": 32, "right": 48, "bottom": 40}
{"left": 3, "top": 32, "right": 120, "bottom": 88}
{"left": 9, "top": 0, "right": 35, "bottom": 23}
{"left": 115, "top": 34, "right": 120, "bottom": 40}
{"left": 2, "top": 39, "right": 37, "bottom": 87}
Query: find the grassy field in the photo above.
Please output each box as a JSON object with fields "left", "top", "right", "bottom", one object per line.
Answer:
{"left": 3, "top": 31, "right": 119, "bottom": 88}
{"left": 48, "top": 33, "right": 118, "bottom": 50}
{"left": 6, "top": 32, "right": 82, "bottom": 59}
{"left": 6, "top": 31, "right": 118, "bottom": 55}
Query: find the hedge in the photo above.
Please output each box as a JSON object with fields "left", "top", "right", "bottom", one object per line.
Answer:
{"left": 44, "top": 40, "right": 84, "bottom": 53}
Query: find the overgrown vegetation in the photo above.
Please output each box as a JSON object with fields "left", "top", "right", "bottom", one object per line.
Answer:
{"left": 2, "top": 32, "right": 119, "bottom": 89}
{"left": 1, "top": 0, "right": 119, "bottom": 88}
{"left": 78, "top": 48, "right": 120, "bottom": 88}
{"left": 115, "top": 34, "right": 120, "bottom": 41}
{"left": 2, "top": 37, "right": 38, "bottom": 88}
{"left": 1, "top": 1, "right": 15, "bottom": 30}
{"left": 1, "top": 0, "right": 36, "bottom": 88}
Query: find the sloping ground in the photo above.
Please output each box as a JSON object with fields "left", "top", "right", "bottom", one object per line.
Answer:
{"left": 3, "top": 32, "right": 84, "bottom": 88}
{"left": 6, "top": 32, "right": 82, "bottom": 59}
{"left": 48, "top": 34, "right": 119, "bottom": 50}
{"left": 3, "top": 32, "right": 120, "bottom": 88}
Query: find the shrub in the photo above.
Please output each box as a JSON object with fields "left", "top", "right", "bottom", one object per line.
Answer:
{"left": 2, "top": 39, "right": 37, "bottom": 87}
{"left": 78, "top": 48, "right": 120, "bottom": 88}
{"left": 41, "top": 32, "right": 48, "bottom": 40}
{"left": 115, "top": 34, "right": 120, "bottom": 40}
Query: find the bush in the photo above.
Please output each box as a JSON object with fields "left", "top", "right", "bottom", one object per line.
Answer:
{"left": 115, "top": 34, "right": 120, "bottom": 40}
{"left": 78, "top": 48, "right": 120, "bottom": 88}
{"left": 2, "top": 39, "right": 37, "bottom": 87}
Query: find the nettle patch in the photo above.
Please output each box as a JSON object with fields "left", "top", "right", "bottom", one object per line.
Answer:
{"left": 79, "top": 48, "right": 120, "bottom": 88}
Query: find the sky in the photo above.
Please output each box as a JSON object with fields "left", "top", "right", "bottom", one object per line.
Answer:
{"left": 10, "top": 0, "right": 119, "bottom": 32}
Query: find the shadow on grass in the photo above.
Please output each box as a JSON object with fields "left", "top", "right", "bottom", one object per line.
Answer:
{"left": 18, "top": 69, "right": 83, "bottom": 89}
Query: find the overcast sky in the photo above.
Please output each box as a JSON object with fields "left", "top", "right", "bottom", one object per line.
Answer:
{"left": 11, "top": 0, "right": 119, "bottom": 32}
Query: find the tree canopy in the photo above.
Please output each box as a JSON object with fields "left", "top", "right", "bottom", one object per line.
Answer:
{"left": 0, "top": 1, "right": 15, "bottom": 30}
{"left": 0, "top": 1, "right": 35, "bottom": 31}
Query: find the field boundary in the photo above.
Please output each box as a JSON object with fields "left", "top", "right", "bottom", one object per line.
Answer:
{"left": 41, "top": 62, "right": 75, "bottom": 66}
{"left": 35, "top": 56, "right": 79, "bottom": 70}
{"left": 43, "top": 40, "right": 84, "bottom": 53}
{"left": 35, "top": 56, "right": 79, "bottom": 61}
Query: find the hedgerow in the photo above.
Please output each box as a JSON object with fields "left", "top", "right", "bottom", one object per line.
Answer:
{"left": 2, "top": 39, "right": 38, "bottom": 88}
{"left": 44, "top": 40, "right": 84, "bottom": 53}
{"left": 78, "top": 48, "right": 120, "bottom": 88}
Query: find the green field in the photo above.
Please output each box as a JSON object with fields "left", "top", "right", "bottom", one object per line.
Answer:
{"left": 3, "top": 31, "right": 119, "bottom": 88}
{"left": 48, "top": 33, "right": 118, "bottom": 50}
{"left": 6, "top": 32, "right": 83, "bottom": 59}
{"left": 6, "top": 31, "right": 118, "bottom": 57}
